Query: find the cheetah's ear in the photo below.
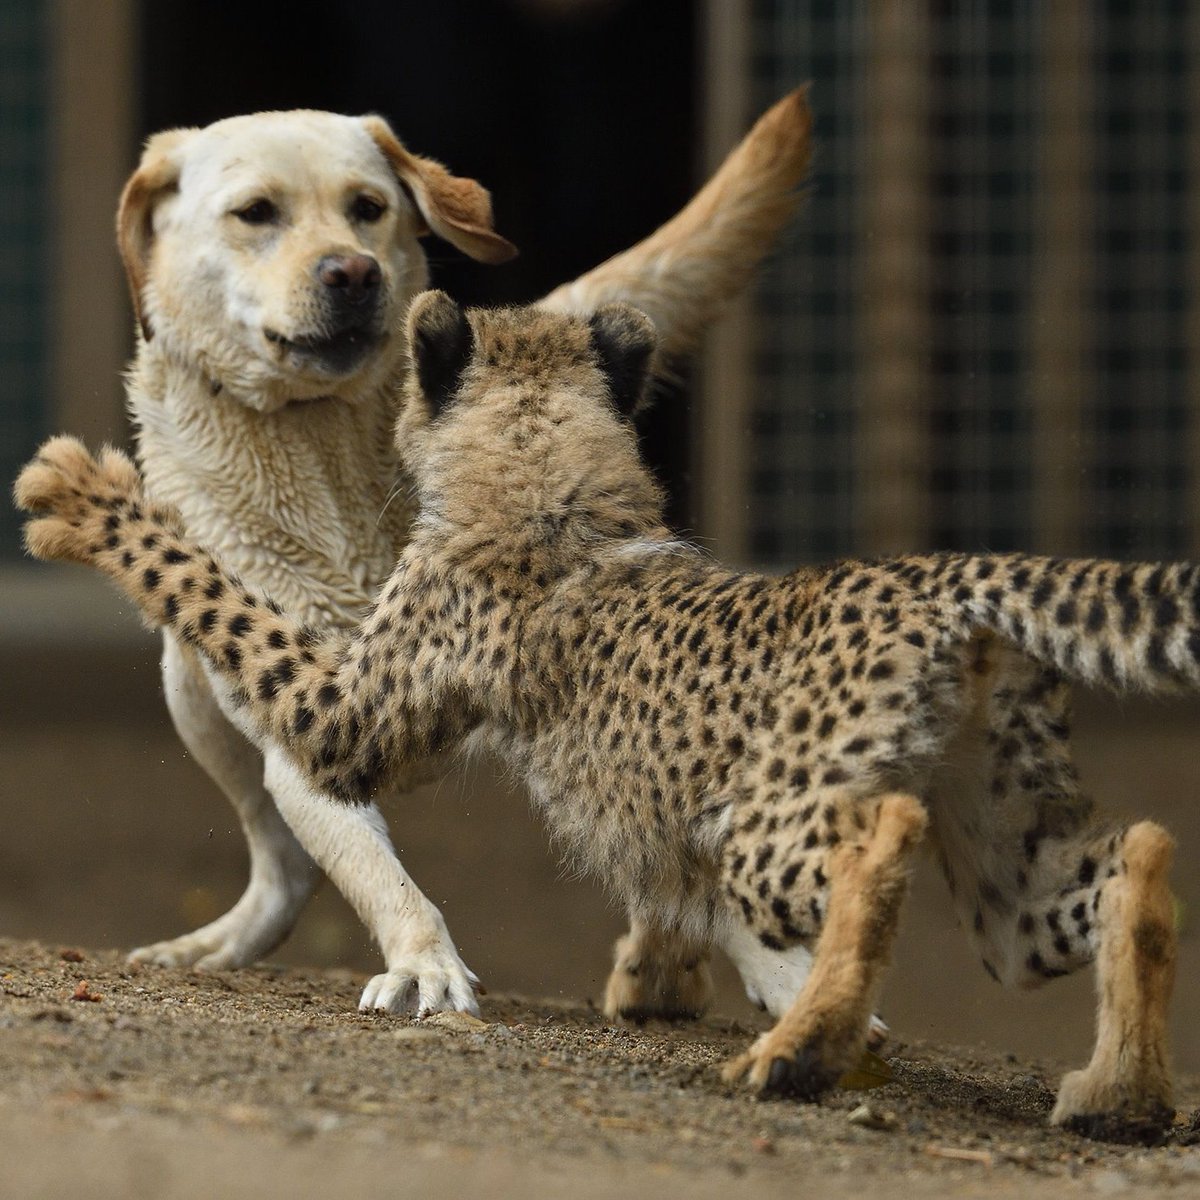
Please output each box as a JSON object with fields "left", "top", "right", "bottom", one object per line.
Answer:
{"left": 588, "top": 304, "right": 657, "bottom": 418}
{"left": 407, "top": 290, "right": 474, "bottom": 416}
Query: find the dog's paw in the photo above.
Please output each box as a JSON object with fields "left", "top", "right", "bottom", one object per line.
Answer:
{"left": 129, "top": 935, "right": 223, "bottom": 969}
{"left": 14, "top": 436, "right": 153, "bottom": 565}
{"left": 359, "top": 945, "right": 482, "bottom": 1017}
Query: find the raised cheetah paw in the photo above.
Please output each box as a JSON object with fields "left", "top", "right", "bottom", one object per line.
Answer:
{"left": 14, "top": 435, "right": 175, "bottom": 565}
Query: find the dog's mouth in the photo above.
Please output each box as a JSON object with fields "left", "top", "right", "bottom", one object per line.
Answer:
{"left": 264, "top": 323, "right": 382, "bottom": 377}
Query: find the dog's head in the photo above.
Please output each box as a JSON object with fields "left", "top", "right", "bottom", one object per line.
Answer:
{"left": 118, "top": 110, "right": 517, "bottom": 411}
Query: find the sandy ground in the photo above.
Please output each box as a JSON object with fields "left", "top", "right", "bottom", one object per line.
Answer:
{"left": 3, "top": 938, "right": 1200, "bottom": 1200}
{"left": 3, "top": 634, "right": 1200, "bottom": 1197}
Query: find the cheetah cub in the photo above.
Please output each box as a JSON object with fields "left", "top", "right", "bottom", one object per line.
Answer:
{"left": 19, "top": 292, "right": 1189, "bottom": 1140}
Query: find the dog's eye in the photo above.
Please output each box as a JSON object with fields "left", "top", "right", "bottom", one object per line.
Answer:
{"left": 351, "top": 195, "right": 386, "bottom": 223}
{"left": 233, "top": 199, "right": 278, "bottom": 225}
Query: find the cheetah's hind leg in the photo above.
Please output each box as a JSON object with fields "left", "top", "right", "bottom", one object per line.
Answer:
{"left": 603, "top": 915, "right": 713, "bottom": 1022}
{"left": 1051, "top": 820, "right": 1177, "bottom": 1143}
{"left": 723, "top": 792, "right": 926, "bottom": 1098}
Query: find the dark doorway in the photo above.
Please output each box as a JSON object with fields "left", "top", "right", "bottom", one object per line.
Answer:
{"left": 138, "top": 0, "right": 699, "bottom": 529}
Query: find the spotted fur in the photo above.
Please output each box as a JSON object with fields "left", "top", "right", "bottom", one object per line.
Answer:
{"left": 17, "top": 292, "right": 1185, "bottom": 1139}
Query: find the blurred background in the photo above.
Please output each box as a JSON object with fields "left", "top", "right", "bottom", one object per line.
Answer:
{"left": 3, "top": 0, "right": 1200, "bottom": 1077}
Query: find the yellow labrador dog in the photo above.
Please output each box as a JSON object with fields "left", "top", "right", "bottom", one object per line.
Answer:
{"left": 114, "top": 92, "right": 813, "bottom": 1017}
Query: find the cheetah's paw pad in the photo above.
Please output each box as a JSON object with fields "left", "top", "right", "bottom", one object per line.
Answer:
{"left": 15, "top": 436, "right": 169, "bottom": 565}
{"left": 604, "top": 957, "right": 712, "bottom": 1023}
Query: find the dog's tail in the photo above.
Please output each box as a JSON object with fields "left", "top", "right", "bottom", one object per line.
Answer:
{"left": 539, "top": 87, "right": 813, "bottom": 370}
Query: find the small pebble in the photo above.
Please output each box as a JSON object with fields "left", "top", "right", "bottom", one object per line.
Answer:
{"left": 390, "top": 1026, "right": 438, "bottom": 1043}
{"left": 424, "top": 1011, "right": 487, "bottom": 1033}
{"left": 848, "top": 1103, "right": 897, "bottom": 1132}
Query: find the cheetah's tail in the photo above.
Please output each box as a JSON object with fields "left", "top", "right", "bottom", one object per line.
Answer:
{"left": 933, "top": 553, "right": 1200, "bottom": 695}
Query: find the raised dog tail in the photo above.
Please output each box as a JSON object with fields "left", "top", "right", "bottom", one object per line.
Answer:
{"left": 538, "top": 87, "right": 814, "bottom": 373}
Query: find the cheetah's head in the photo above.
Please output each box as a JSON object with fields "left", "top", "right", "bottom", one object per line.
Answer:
{"left": 397, "top": 291, "right": 668, "bottom": 550}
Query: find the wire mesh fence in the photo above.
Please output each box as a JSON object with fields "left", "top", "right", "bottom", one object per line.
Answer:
{"left": 0, "top": 0, "right": 48, "bottom": 561}
{"left": 745, "top": 0, "right": 1195, "bottom": 566}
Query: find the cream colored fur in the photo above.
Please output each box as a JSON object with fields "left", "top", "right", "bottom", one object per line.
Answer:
{"left": 114, "top": 95, "right": 815, "bottom": 1014}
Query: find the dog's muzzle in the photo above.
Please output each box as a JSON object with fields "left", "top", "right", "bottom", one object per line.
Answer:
{"left": 264, "top": 254, "right": 386, "bottom": 376}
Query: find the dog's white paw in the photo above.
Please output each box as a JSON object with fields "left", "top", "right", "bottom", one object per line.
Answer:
{"left": 359, "top": 943, "right": 481, "bottom": 1017}
{"left": 129, "top": 929, "right": 235, "bottom": 968}
{"left": 128, "top": 884, "right": 306, "bottom": 970}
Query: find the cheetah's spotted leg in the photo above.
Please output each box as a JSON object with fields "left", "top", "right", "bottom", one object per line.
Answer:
{"left": 603, "top": 915, "right": 713, "bottom": 1022}
{"left": 1051, "top": 821, "right": 1176, "bottom": 1142}
{"left": 719, "top": 921, "right": 890, "bottom": 1049}
{"left": 723, "top": 793, "right": 926, "bottom": 1098}
{"left": 17, "top": 440, "right": 481, "bottom": 1015}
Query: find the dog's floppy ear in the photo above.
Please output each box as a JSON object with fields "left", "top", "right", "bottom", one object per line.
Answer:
{"left": 363, "top": 116, "right": 518, "bottom": 267}
{"left": 588, "top": 304, "right": 657, "bottom": 418}
{"left": 116, "top": 128, "right": 194, "bottom": 340}
{"left": 407, "top": 290, "right": 474, "bottom": 416}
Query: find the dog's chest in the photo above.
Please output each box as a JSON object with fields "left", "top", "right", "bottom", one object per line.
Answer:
{"left": 135, "top": 376, "right": 411, "bottom": 628}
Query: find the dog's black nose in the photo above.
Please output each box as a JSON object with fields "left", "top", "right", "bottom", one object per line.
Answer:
{"left": 316, "top": 254, "right": 381, "bottom": 305}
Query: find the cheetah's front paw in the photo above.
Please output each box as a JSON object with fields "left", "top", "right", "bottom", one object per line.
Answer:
{"left": 360, "top": 943, "right": 482, "bottom": 1017}
{"left": 722, "top": 1012, "right": 866, "bottom": 1101}
{"left": 15, "top": 436, "right": 169, "bottom": 565}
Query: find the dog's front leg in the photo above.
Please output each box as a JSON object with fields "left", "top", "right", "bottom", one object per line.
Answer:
{"left": 262, "top": 745, "right": 480, "bottom": 1016}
